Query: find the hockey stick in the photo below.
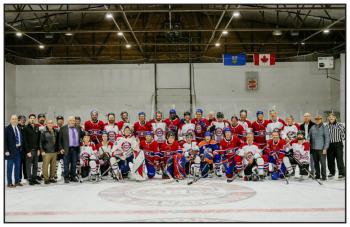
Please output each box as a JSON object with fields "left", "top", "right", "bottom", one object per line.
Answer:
{"left": 187, "top": 163, "right": 209, "bottom": 185}
{"left": 289, "top": 154, "right": 322, "bottom": 185}
{"left": 162, "top": 161, "right": 179, "bottom": 184}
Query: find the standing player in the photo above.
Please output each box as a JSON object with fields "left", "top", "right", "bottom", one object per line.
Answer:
{"left": 239, "top": 110, "right": 252, "bottom": 133}
{"left": 220, "top": 128, "right": 242, "bottom": 182}
{"left": 139, "top": 131, "right": 160, "bottom": 179}
{"left": 133, "top": 112, "right": 151, "bottom": 143}
{"left": 238, "top": 132, "right": 265, "bottom": 181}
{"left": 84, "top": 110, "right": 105, "bottom": 144}
{"left": 35, "top": 113, "right": 47, "bottom": 181}
{"left": 251, "top": 111, "right": 269, "bottom": 149}
{"left": 117, "top": 111, "right": 131, "bottom": 131}
{"left": 149, "top": 111, "right": 167, "bottom": 148}
{"left": 198, "top": 132, "right": 220, "bottom": 177}
{"left": 191, "top": 109, "right": 209, "bottom": 143}
{"left": 104, "top": 113, "right": 121, "bottom": 144}
{"left": 178, "top": 111, "right": 196, "bottom": 145}
{"left": 266, "top": 110, "right": 286, "bottom": 141}
{"left": 208, "top": 112, "right": 230, "bottom": 144}
{"left": 281, "top": 115, "right": 300, "bottom": 144}
{"left": 164, "top": 109, "right": 181, "bottom": 139}
{"left": 230, "top": 115, "right": 246, "bottom": 141}
{"left": 159, "top": 132, "right": 184, "bottom": 179}
{"left": 265, "top": 131, "right": 288, "bottom": 177}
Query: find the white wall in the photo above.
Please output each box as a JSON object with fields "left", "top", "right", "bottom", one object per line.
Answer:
{"left": 5, "top": 62, "right": 16, "bottom": 122}
{"left": 6, "top": 61, "right": 342, "bottom": 124}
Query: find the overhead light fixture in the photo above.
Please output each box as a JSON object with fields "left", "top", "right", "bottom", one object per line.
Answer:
{"left": 215, "top": 42, "right": 221, "bottom": 47}
{"left": 233, "top": 11, "right": 241, "bottom": 18}
{"left": 105, "top": 12, "right": 113, "bottom": 19}
{"left": 125, "top": 44, "right": 131, "bottom": 48}
{"left": 290, "top": 31, "right": 299, "bottom": 36}
{"left": 15, "top": 32, "right": 23, "bottom": 37}
{"left": 272, "top": 29, "right": 283, "bottom": 36}
{"left": 323, "top": 29, "right": 330, "bottom": 34}
{"left": 38, "top": 44, "right": 45, "bottom": 49}
{"left": 301, "top": 42, "right": 305, "bottom": 45}
{"left": 222, "top": 30, "right": 228, "bottom": 35}
{"left": 65, "top": 32, "right": 73, "bottom": 36}
{"left": 117, "top": 31, "right": 123, "bottom": 36}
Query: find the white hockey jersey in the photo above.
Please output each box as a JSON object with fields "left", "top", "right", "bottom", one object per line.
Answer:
{"left": 178, "top": 122, "right": 196, "bottom": 141}
{"left": 238, "top": 142, "right": 262, "bottom": 164}
{"left": 281, "top": 124, "right": 299, "bottom": 141}
{"left": 182, "top": 141, "right": 199, "bottom": 154}
{"left": 104, "top": 123, "right": 121, "bottom": 143}
{"left": 286, "top": 140, "right": 310, "bottom": 163}
{"left": 151, "top": 122, "right": 167, "bottom": 143}
{"left": 211, "top": 121, "right": 230, "bottom": 143}
{"left": 111, "top": 136, "right": 139, "bottom": 159}
{"left": 266, "top": 119, "right": 285, "bottom": 141}
{"left": 80, "top": 142, "right": 97, "bottom": 156}
{"left": 97, "top": 142, "right": 113, "bottom": 156}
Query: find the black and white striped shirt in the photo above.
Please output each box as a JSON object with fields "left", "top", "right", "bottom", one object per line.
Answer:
{"left": 327, "top": 122, "right": 345, "bottom": 143}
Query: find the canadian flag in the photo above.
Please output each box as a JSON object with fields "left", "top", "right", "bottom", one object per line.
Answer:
{"left": 253, "top": 53, "right": 276, "bottom": 66}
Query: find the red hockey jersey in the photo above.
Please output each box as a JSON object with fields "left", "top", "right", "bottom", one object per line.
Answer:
{"left": 84, "top": 120, "right": 105, "bottom": 143}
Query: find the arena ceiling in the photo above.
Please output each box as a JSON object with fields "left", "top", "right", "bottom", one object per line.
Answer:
{"left": 4, "top": 4, "right": 346, "bottom": 64}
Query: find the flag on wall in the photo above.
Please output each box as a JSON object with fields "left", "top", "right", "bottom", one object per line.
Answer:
{"left": 223, "top": 53, "right": 246, "bottom": 66}
{"left": 253, "top": 53, "right": 276, "bottom": 66}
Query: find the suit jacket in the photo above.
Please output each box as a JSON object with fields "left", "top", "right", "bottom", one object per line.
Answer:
{"left": 58, "top": 125, "right": 83, "bottom": 153}
{"left": 300, "top": 121, "right": 315, "bottom": 133}
{"left": 4, "top": 124, "right": 25, "bottom": 160}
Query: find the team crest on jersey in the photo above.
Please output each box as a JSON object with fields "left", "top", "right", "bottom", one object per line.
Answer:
{"left": 90, "top": 129, "right": 101, "bottom": 135}
{"left": 155, "top": 128, "right": 164, "bottom": 137}
{"left": 195, "top": 124, "right": 202, "bottom": 133}
{"left": 121, "top": 141, "right": 131, "bottom": 152}
{"left": 293, "top": 151, "right": 301, "bottom": 160}
{"left": 287, "top": 131, "right": 296, "bottom": 139}
{"left": 215, "top": 128, "right": 223, "bottom": 136}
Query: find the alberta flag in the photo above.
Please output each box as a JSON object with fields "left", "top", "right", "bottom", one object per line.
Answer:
{"left": 223, "top": 53, "right": 246, "bottom": 66}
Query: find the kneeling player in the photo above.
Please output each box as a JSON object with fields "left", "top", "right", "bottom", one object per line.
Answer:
{"left": 198, "top": 132, "right": 220, "bottom": 177}
{"left": 80, "top": 134, "right": 100, "bottom": 181}
{"left": 111, "top": 126, "right": 147, "bottom": 181}
{"left": 96, "top": 131, "right": 113, "bottom": 176}
{"left": 140, "top": 131, "right": 160, "bottom": 179}
{"left": 238, "top": 132, "right": 265, "bottom": 181}
{"left": 182, "top": 133, "right": 200, "bottom": 176}
{"left": 284, "top": 131, "right": 310, "bottom": 180}
{"left": 160, "top": 132, "right": 185, "bottom": 180}
{"left": 220, "top": 128, "right": 242, "bottom": 182}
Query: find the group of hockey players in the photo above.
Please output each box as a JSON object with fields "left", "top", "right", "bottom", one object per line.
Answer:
{"left": 33, "top": 108, "right": 316, "bottom": 184}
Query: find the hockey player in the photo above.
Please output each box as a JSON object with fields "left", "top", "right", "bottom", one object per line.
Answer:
{"left": 104, "top": 113, "right": 121, "bottom": 143}
{"left": 191, "top": 109, "right": 209, "bottom": 143}
{"left": 79, "top": 134, "right": 100, "bottom": 181}
{"left": 266, "top": 110, "right": 286, "bottom": 141}
{"left": 208, "top": 112, "right": 230, "bottom": 144}
{"left": 178, "top": 111, "right": 196, "bottom": 145}
{"left": 181, "top": 133, "right": 200, "bottom": 175}
{"left": 207, "top": 111, "right": 216, "bottom": 125}
{"left": 251, "top": 111, "right": 269, "bottom": 149}
{"left": 96, "top": 131, "right": 114, "bottom": 176}
{"left": 219, "top": 128, "right": 242, "bottom": 182}
{"left": 117, "top": 111, "right": 131, "bottom": 131}
{"left": 239, "top": 109, "right": 252, "bottom": 133}
{"left": 284, "top": 131, "right": 311, "bottom": 179}
{"left": 198, "top": 132, "right": 220, "bottom": 177}
{"left": 238, "top": 132, "right": 265, "bottom": 181}
{"left": 164, "top": 109, "right": 181, "bottom": 138}
{"left": 35, "top": 113, "right": 47, "bottom": 181}
{"left": 159, "top": 132, "right": 184, "bottom": 179}
{"left": 281, "top": 115, "right": 300, "bottom": 143}
{"left": 84, "top": 110, "right": 105, "bottom": 144}
{"left": 265, "top": 131, "right": 288, "bottom": 178}
{"left": 111, "top": 126, "right": 146, "bottom": 181}
{"left": 150, "top": 111, "right": 167, "bottom": 147}
{"left": 230, "top": 115, "right": 246, "bottom": 140}
{"left": 139, "top": 131, "right": 160, "bottom": 179}
{"left": 133, "top": 112, "right": 151, "bottom": 143}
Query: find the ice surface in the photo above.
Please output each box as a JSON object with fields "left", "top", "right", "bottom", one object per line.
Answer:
{"left": 5, "top": 174, "right": 345, "bottom": 223}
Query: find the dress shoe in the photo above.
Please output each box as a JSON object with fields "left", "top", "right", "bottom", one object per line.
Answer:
{"left": 15, "top": 182, "right": 24, "bottom": 187}
{"left": 29, "top": 180, "right": 35, "bottom": 186}
{"left": 328, "top": 174, "right": 335, "bottom": 178}
{"left": 49, "top": 178, "right": 57, "bottom": 183}
{"left": 7, "top": 184, "right": 16, "bottom": 188}
{"left": 338, "top": 175, "right": 345, "bottom": 179}
{"left": 36, "top": 176, "right": 43, "bottom": 181}
{"left": 44, "top": 180, "right": 50, "bottom": 184}
{"left": 33, "top": 180, "right": 41, "bottom": 184}
{"left": 64, "top": 178, "right": 70, "bottom": 183}
{"left": 70, "top": 177, "right": 78, "bottom": 182}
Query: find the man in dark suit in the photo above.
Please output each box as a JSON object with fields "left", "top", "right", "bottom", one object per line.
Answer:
{"left": 300, "top": 112, "right": 316, "bottom": 177}
{"left": 5, "top": 115, "right": 25, "bottom": 188}
{"left": 58, "top": 116, "right": 82, "bottom": 183}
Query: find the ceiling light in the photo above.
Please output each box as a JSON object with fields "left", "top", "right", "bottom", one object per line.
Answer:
{"left": 222, "top": 30, "right": 228, "bottom": 35}
{"left": 105, "top": 12, "right": 113, "bottom": 19}
{"left": 323, "top": 29, "right": 330, "bottom": 34}
{"left": 233, "top": 11, "right": 241, "bottom": 18}
{"left": 215, "top": 42, "right": 221, "bottom": 47}
{"left": 15, "top": 32, "right": 22, "bottom": 37}
{"left": 301, "top": 42, "right": 305, "bottom": 45}
{"left": 117, "top": 31, "right": 123, "bottom": 36}
{"left": 65, "top": 32, "right": 73, "bottom": 36}
{"left": 38, "top": 44, "right": 45, "bottom": 49}
{"left": 272, "top": 29, "right": 283, "bottom": 36}
{"left": 126, "top": 44, "right": 131, "bottom": 48}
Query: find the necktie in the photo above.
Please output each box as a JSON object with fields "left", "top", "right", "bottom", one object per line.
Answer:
{"left": 71, "top": 127, "right": 77, "bottom": 145}
{"left": 14, "top": 127, "right": 19, "bottom": 145}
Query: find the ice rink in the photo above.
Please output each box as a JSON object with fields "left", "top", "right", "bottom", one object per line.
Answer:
{"left": 5, "top": 174, "right": 345, "bottom": 223}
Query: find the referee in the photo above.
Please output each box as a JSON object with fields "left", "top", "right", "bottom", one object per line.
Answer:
{"left": 326, "top": 113, "right": 345, "bottom": 179}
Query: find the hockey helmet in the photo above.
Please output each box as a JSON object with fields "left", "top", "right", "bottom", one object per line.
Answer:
{"left": 256, "top": 110, "right": 264, "bottom": 117}
{"left": 145, "top": 131, "right": 153, "bottom": 136}
{"left": 169, "top": 109, "right": 176, "bottom": 114}
{"left": 204, "top": 131, "right": 212, "bottom": 137}
{"left": 138, "top": 112, "right": 146, "bottom": 116}
{"left": 216, "top": 112, "right": 224, "bottom": 118}
{"left": 223, "top": 127, "right": 231, "bottom": 133}
{"left": 196, "top": 108, "right": 203, "bottom": 114}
